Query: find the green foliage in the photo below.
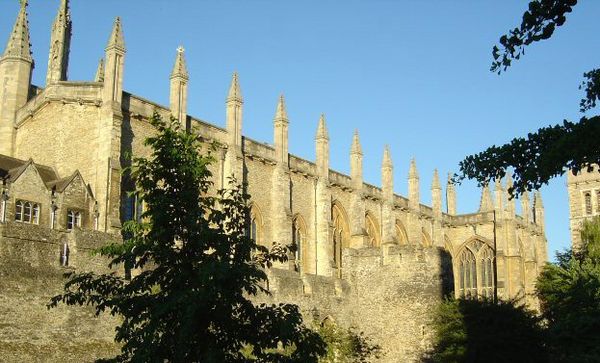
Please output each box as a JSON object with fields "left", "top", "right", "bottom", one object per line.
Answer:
{"left": 427, "top": 298, "right": 547, "bottom": 363}
{"left": 457, "top": 115, "right": 600, "bottom": 196}
{"left": 491, "top": 0, "right": 577, "bottom": 74}
{"left": 316, "top": 320, "right": 382, "bottom": 363}
{"left": 536, "top": 217, "right": 600, "bottom": 362}
{"left": 457, "top": 0, "right": 600, "bottom": 196}
{"left": 48, "top": 113, "right": 326, "bottom": 363}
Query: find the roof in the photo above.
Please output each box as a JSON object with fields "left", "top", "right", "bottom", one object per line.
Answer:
{"left": 0, "top": 154, "right": 60, "bottom": 186}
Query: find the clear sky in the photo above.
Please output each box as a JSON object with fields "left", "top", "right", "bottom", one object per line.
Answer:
{"left": 2, "top": 0, "right": 599, "bottom": 260}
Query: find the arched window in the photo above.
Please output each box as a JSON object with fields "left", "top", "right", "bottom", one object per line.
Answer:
{"left": 395, "top": 221, "right": 408, "bottom": 245}
{"left": 584, "top": 192, "right": 593, "bottom": 215}
{"left": 365, "top": 213, "right": 380, "bottom": 247}
{"left": 292, "top": 217, "right": 306, "bottom": 272}
{"left": 15, "top": 200, "right": 40, "bottom": 224}
{"left": 332, "top": 203, "right": 349, "bottom": 275}
{"left": 67, "top": 210, "right": 82, "bottom": 230}
{"left": 421, "top": 229, "right": 432, "bottom": 247}
{"left": 481, "top": 246, "right": 495, "bottom": 298}
{"left": 458, "top": 248, "right": 477, "bottom": 298}
{"left": 247, "top": 204, "right": 263, "bottom": 245}
{"left": 457, "top": 239, "right": 496, "bottom": 299}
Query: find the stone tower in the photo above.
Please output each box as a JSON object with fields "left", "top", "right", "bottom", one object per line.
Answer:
{"left": 46, "top": 0, "right": 71, "bottom": 84}
{"left": 567, "top": 169, "right": 600, "bottom": 249}
{"left": 0, "top": 0, "right": 33, "bottom": 156}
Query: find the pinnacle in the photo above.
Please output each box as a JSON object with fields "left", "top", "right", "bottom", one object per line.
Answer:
{"left": 316, "top": 114, "right": 329, "bottom": 140}
{"left": 56, "top": 0, "right": 70, "bottom": 23}
{"left": 534, "top": 191, "right": 544, "bottom": 209}
{"left": 106, "top": 17, "right": 125, "bottom": 52}
{"left": 432, "top": 169, "right": 441, "bottom": 190}
{"left": 409, "top": 158, "right": 418, "bottom": 179}
{"left": 274, "top": 94, "right": 288, "bottom": 122}
{"left": 95, "top": 58, "right": 105, "bottom": 82}
{"left": 171, "top": 46, "right": 189, "bottom": 79}
{"left": 447, "top": 172, "right": 455, "bottom": 186}
{"left": 351, "top": 129, "right": 362, "bottom": 155}
{"left": 479, "top": 183, "right": 494, "bottom": 212}
{"left": 383, "top": 145, "right": 393, "bottom": 168}
{"left": 2, "top": 0, "right": 32, "bottom": 61}
{"left": 227, "top": 72, "right": 242, "bottom": 102}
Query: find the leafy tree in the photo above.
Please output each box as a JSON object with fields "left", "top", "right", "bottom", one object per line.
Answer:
{"left": 48, "top": 113, "right": 326, "bottom": 363}
{"left": 316, "top": 319, "right": 382, "bottom": 363}
{"left": 426, "top": 298, "right": 547, "bottom": 363}
{"left": 536, "top": 216, "right": 600, "bottom": 362}
{"left": 457, "top": 0, "right": 600, "bottom": 195}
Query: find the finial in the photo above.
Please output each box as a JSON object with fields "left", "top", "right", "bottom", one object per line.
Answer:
{"left": 227, "top": 72, "right": 242, "bottom": 102}
{"left": 274, "top": 94, "right": 288, "bottom": 121}
{"left": 479, "top": 183, "right": 494, "bottom": 212}
{"left": 171, "top": 45, "right": 189, "bottom": 79}
{"left": 351, "top": 129, "right": 362, "bottom": 155}
{"left": 534, "top": 191, "right": 544, "bottom": 209}
{"left": 316, "top": 114, "right": 329, "bottom": 140}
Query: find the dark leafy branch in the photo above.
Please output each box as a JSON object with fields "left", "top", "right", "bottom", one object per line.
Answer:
{"left": 491, "top": 0, "right": 577, "bottom": 74}
{"left": 457, "top": 116, "right": 600, "bottom": 196}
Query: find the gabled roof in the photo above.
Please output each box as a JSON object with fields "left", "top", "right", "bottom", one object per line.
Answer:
{"left": 0, "top": 154, "right": 60, "bottom": 186}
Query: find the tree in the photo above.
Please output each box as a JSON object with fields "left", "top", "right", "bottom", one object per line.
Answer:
{"left": 457, "top": 0, "right": 600, "bottom": 195}
{"left": 48, "top": 113, "right": 326, "bottom": 363}
{"left": 426, "top": 298, "right": 548, "bottom": 363}
{"left": 536, "top": 216, "right": 600, "bottom": 362}
{"left": 316, "top": 319, "right": 382, "bottom": 363}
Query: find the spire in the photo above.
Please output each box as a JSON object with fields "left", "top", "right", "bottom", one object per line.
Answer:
{"left": 94, "top": 58, "right": 105, "bottom": 82}
{"left": 446, "top": 172, "right": 456, "bottom": 215}
{"left": 351, "top": 129, "right": 362, "bottom": 155}
{"left": 2, "top": 0, "right": 32, "bottom": 61}
{"left": 274, "top": 94, "right": 288, "bottom": 123}
{"left": 382, "top": 145, "right": 393, "bottom": 199}
{"left": 521, "top": 191, "right": 531, "bottom": 223}
{"left": 46, "top": 0, "right": 71, "bottom": 84}
{"left": 408, "top": 158, "right": 420, "bottom": 208}
{"left": 534, "top": 191, "right": 545, "bottom": 229}
{"left": 409, "top": 158, "right": 419, "bottom": 179}
{"left": 479, "top": 183, "right": 494, "bottom": 212}
{"left": 171, "top": 46, "right": 189, "bottom": 79}
{"left": 506, "top": 174, "right": 516, "bottom": 217}
{"left": 383, "top": 145, "right": 393, "bottom": 168}
{"left": 316, "top": 114, "right": 329, "bottom": 140}
{"left": 494, "top": 178, "right": 504, "bottom": 211}
{"left": 315, "top": 114, "right": 329, "bottom": 178}
{"left": 227, "top": 72, "right": 242, "bottom": 103}
{"left": 273, "top": 94, "right": 289, "bottom": 165}
{"left": 106, "top": 17, "right": 125, "bottom": 52}
{"left": 431, "top": 169, "right": 441, "bottom": 190}
{"left": 350, "top": 130, "right": 363, "bottom": 188}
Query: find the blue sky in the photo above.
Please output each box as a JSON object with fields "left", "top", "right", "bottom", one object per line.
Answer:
{"left": 3, "top": 1, "right": 599, "bottom": 259}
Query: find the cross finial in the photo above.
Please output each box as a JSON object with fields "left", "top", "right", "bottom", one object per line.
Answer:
{"left": 177, "top": 45, "right": 185, "bottom": 54}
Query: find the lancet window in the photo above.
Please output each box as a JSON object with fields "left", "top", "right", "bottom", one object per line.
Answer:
{"left": 365, "top": 213, "right": 380, "bottom": 247}
{"left": 332, "top": 203, "right": 349, "bottom": 275}
{"left": 67, "top": 210, "right": 82, "bottom": 230}
{"left": 292, "top": 217, "right": 306, "bottom": 272}
{"left": 584, "top": 191, "right": 593, "bottom": 215}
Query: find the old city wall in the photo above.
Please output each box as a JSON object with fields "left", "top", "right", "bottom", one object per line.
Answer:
{"left": 0, "top": 223, "right": 120, "bottom": 362}
{"left": 261, "top": 245, "right": 449, "bottom": 362}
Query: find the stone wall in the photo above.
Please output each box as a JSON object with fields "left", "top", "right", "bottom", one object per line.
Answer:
{"left": 0, "top": 222, "right": 120, "bottom": 362}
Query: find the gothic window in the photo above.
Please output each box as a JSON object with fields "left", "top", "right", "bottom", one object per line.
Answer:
{"left": 584, "top": 192, "right": 592, "bottom": 215}
{"left": 67, "top": 210, "right": 82, "bottom": 230}
{"left": 15, "top": 200, "right": 40, "bottom": 224}
{"left": 457, "top": 240, "right": 496, "bottom": 299}
{"left": 421, "top": 229, "right": 432, "bottom": 247}
{"left": 124, "top": 194, "right": 144, "bottom": 223}
{"left": 458, "top": 248, "right": 477, "bottom": 298}
{"left": 246, "top": 204, "right": 263, "bottom": 245}
{"left": 249, "top": 217, "right": 257, "bottom": 242}
{"left": 481, "top": 246, "right": 495, "bottom": 299}
{"left": 365, "top": 213, "right": 380, "bottom": 247}
{"left": 292, "top": 217, "right": 306, "bottom": 272}
{"left": 332, "top": 203, "right": 349, "bottom": 274}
